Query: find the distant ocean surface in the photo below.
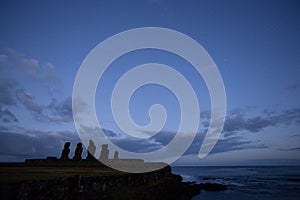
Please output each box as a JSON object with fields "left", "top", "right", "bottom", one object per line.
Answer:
{"left": 171, "top": 166, "right": 300, "bottom": 200}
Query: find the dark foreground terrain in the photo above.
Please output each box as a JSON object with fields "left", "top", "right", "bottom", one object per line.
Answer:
{"left": 0, "top": 162, "right": 208, "bottom": 200}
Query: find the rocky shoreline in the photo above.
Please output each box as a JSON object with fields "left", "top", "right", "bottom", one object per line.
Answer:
{"left": 0, "top": 165, "right": 227, "bottom": 200}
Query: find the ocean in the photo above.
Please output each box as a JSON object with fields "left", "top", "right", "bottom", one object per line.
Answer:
{"left": 171, "top": 166, "right": 300, "bottom": 200}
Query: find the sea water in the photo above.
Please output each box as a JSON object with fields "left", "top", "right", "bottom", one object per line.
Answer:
{"left": 171, "top": 166, "right": 300, "bottom": 200}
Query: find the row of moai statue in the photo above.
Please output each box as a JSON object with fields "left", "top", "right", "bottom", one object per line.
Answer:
{"left": 60, "top": 140, "right": 119, "bottom": 161}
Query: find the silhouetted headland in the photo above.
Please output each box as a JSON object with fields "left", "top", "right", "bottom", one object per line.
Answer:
{"left": 22, "top": 141, "right": 167, "bottom": 173}
{"left": 0, "top": 141, "right": 227, "bottom": 199}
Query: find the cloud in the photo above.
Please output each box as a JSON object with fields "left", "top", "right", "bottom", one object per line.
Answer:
{"left": 78, "top": 125, "right": 163, "bottom": 153}
{"left": 223, "top": 108, "right": 300, "bottom": 136}
{"left": 110, "top": 136, "right": 163, "bottom": 153}
{"left": 76, "top": 106, "right": 300, "bottom": 158}
{"left": 4, "top": 48, "right": 60, "bottom": 90}
{"left": 224, "top": 113, "right": 275, "bottom": 133}
{"left": 278, "top": 147, "right": 300, "bottom": 151}
{"left": 0, "top": 78, "right": 18, "bottom": 106}
{"left": 138, "top": 130, "right": 175, "bottom": 145}
{"left": 0, "top": 54, "right": 8, "bottom": 64}
{"left": 127, "top": 107, "right": 300, "bottom": 156}
{"left": 210, "top": 136, "right": 268, "bottom": 154}
{"left": 16, "top": 90, "right": 44, "bottom": 114}
{"left": 46, "top": 97, "right": 73, "bottom": 122}
{"left": 0, "top": 106, "right": 18, "bottom": 123}
{"left": 16, "top": 90, "right": 73, "bottom": 123}
{"left": 286, "top": 83, "right": 300, "bottom": 91}
{"left": 0, "top": 48, "right": 62, "bottom": 108}
{"left": 0, "top": 48, "right": 69, "bottom": 123}
{"left": 110, "top": 127, "right": 268, "bottom": 156}
{"left": 0, "top": 125, "right": 8, "bottom": 130}
{"left": 0, "top": 129, "right": 80, "bottom": 161}
{"left": 0, "top": 123, "right": 162, "bottom": 162}
{"left": 291, "top": 134, "right": 300, "bottom": 138}
{"left": 164, "top": 132, "right": 269, "bottom": 156}
{"left": 0, "top": 108, "right": 297, "bottom": 162}
{"left": 0, "top": 48, "right": 73, "bottom": 124}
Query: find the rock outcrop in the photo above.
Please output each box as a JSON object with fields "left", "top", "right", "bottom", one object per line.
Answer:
{"left": 0, "top": 166, "right": 204, "bottom": 200}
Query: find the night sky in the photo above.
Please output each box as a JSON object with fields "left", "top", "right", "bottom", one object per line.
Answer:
{"left": 0, "top": 0, "right": 299, "bottom": 165}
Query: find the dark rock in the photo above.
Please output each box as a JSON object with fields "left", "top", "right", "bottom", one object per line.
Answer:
{"left": 0, "top": 166, "right": 201, "bottom": 200}
{"left": 182, "top": 182, "right": 201, "bottom": 197}
{"left": 288, "top": 178, "right": 300, "bottom": 182}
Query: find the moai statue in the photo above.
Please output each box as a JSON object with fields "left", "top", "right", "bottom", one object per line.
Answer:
{"left": 99, "top": 144, "right": 109, "bottom": 162}
{"left": 113, "top": 151, "right": 119, "bottom": 161}
{"left": 86, "top": 139, "right": 96, "bottom": 160}
{"left": 73, "top": 143, "right": 83, "bottom": 161}
{"left": 60, "top": 142, "right": 71, "bottom": 160}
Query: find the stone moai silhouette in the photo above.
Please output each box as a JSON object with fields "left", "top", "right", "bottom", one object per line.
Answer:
{"left": 73, "top": 142, "right": 83, "bottom": 161}
{"left": 60, "top": 142, "right": 71, "bottom": 160}
{"left": 86, "top": 139, "right": 96, "bottom": 160}
{"left": 113, "top": 151, "right": 119, "bottom": 161}
{"left": 99, "top": 144, "right": 109, "bottom": 162}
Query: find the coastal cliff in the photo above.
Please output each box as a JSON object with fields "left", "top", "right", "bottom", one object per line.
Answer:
{"left": 0, "top": 165, "right": 202, "bottom": 200}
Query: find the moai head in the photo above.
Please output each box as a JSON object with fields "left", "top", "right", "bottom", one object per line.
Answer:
{"left": 102, "top": 144, "right": 108, "bottom": 150}
{"left": 89, "top": 139, "right": 95, "bottom": 147}
{"left": 64, "top": 142, "right": 71, "bottom": 149}
{"left": 77, "top": 143, "right": 82, "bottom": 148}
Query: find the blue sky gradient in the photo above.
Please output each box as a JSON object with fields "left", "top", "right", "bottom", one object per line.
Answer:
{"left": 0, "top": 0, "right": 300, "bottom": 165}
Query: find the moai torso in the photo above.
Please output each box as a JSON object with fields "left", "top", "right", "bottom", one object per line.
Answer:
{"left": 60, "top": 142, "right": 71, "bottom": 160}
{"left": 73, "top": 143, "right": 83, "bottom": 161}
{"left": 87, "top": 140, "right": 96, "bottom": 160}
{"left": 100, "top": 144, "right": 109, "bottom": 162}
{"left": 113, "top": 151, "right": 119, "bottom": 161}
